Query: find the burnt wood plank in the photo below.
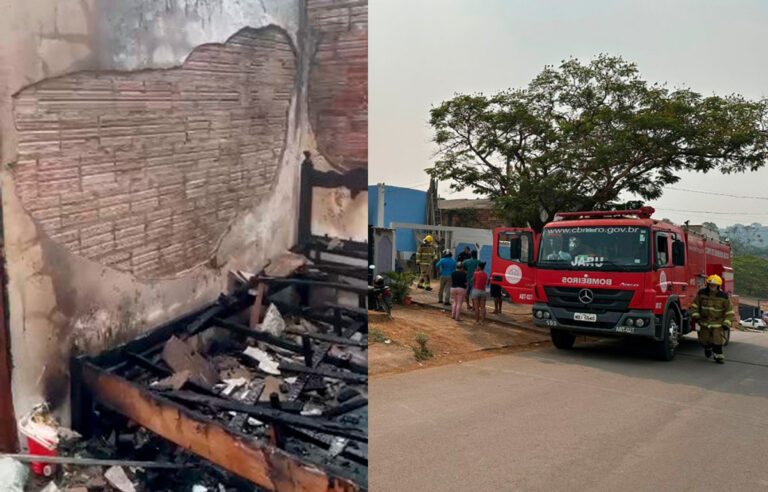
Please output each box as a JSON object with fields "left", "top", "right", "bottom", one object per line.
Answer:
{"left": 166, "top": 391, "right": 367, "bottom": 442}
{"left": 278, "top": 362, "right": 367, "bottom": 384}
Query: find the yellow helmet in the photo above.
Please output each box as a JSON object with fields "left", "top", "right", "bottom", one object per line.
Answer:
{"left": 706, "top": 274, "right": 722, "bottom": 286}
{"left": 424, "top": 235, "right": 433, "bottom": 243}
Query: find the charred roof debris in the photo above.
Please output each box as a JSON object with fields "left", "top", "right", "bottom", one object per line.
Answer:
{"left": 62, "top": 241, "right": 368, "bottom": 492}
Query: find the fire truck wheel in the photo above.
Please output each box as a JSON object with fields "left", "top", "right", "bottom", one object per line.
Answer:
{"left": 654, "top": 307, "right": 681, "bottom": 361}
{"left": 551, "top": 328, "right": 575, "bottom": 349}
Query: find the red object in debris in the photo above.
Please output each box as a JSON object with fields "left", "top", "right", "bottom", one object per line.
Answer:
{"left": 25, "top": 434, "right": 57, "bottom": 476}
{"left": 404, "top": 296, "right": 412, "bottom": 306}
{"left": 18, "top": 408, "right": 59, "bottom": 477}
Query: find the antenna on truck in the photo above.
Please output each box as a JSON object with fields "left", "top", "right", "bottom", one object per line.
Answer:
{"left": 555, "top": 206, "right": 656, "bottom": 220}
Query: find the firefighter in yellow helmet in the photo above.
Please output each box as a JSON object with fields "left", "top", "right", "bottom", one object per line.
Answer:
{"left": 416, "top": 235, "right": 438, "bottom": 291}
{"left": 690, "top": 274, "right": 734, "bottom": 364}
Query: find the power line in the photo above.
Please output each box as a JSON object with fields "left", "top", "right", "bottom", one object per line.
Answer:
{"left": 665, "top": 186, "right": 768, "bottom": 201}
{"left": 654, "top": 207, "right": 768, "bottom": 216}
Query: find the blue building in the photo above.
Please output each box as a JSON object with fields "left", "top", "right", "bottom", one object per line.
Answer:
{"left": 368, "top": 184, "right": 427, "bottom": 254}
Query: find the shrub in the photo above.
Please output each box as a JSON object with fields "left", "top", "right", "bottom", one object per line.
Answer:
{"left": 412, "top": 332, "right": 434, "bottom": 361}
{"left": 383, "top": 271, "right": 417, "bottom": 304}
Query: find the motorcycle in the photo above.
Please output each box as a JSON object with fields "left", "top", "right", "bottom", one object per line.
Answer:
{"left": 368, "top": 272, "right": 392, "bottom": 315}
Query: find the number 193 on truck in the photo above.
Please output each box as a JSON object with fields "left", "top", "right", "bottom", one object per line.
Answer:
{"left": 491, "top": 207, "right": 738, "bottom": 360}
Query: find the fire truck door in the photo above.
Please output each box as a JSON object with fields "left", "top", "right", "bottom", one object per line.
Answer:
{"left": 493, "top": 228, "right": 536, "bottom": 304}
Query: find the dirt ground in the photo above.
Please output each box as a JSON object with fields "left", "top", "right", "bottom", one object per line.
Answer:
{"left": 369, "top": 304, "right": 550, "bottom": 376}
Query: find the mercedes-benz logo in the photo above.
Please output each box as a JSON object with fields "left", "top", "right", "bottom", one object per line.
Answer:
{"left": 578, "top": 288, "right": 594, "bottom": 304}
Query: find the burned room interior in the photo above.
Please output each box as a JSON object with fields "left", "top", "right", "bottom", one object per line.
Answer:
{"left": 0, "top": 0, "right": 368, "bottom": 490}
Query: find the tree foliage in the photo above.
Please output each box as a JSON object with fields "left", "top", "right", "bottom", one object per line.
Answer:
{"left": 733, "top": 255, "right": 768, "bottom": 299}
{"left": 428, "top": 55, "right": 768, "bottom": 231}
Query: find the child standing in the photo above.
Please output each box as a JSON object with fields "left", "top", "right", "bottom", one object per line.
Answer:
{"left": 470, "top": 262, "right": 489, "bottom": 324}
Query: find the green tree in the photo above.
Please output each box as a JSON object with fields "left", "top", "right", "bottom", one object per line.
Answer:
{"left": 428, "top": 55, "right": 768, "bottom": 231}
{"left": 733, "top": 255, "right": 768, "bottom": 298}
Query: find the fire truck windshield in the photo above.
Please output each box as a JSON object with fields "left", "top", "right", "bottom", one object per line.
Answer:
{"left": 537, "top": 226, "right": 650, "bottom": 271}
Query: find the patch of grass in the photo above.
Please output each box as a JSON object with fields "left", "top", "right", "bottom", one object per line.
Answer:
{"left": 412, "top": 332, "right": 434, "bottom": 361}
{"left": 370, "top": 328, "right": 387, "bottom": 343}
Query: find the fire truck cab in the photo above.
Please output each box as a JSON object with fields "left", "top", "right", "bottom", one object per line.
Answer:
{"left": 491, "top": 207, "right": 736, "bottom": 360}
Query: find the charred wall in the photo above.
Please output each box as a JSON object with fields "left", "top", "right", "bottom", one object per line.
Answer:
{"left": 13, "top": 28, "right": 296, "bottom": 278}
{"left": 0, "top": 0, "right": 316, "bottom": 426}
{"left": 306, "top": 0, "right": 368, "bottom": 241}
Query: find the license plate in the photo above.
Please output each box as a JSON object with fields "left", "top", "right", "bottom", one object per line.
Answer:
{"left": 574, "top": 312, "right": 597, "bottom": 322}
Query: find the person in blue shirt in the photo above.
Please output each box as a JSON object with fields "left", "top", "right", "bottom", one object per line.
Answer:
{"left": 435, "top": 250, "right": 457, "bottom": 306}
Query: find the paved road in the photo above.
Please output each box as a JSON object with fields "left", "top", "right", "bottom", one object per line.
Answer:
{"left": 370, "top": 332, "right": 768, "bottom": 491}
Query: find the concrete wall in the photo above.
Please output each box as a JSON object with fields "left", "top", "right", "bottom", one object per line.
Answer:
{"left": 368, "top": 185, "right": 427, "bottom": 253}
{"left": 0, "top": 0, "right": 367, "bottom": 423}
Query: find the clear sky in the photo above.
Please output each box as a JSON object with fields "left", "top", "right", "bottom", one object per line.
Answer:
{"left": 369, "top": 0, "right": 768, "bottom": 227}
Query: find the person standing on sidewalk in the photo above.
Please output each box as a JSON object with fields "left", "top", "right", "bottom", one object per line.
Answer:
{"left": 416, "top": 235, "right": 438, "bottom": 290}
{"left": 457, "top": 246, "right": 472, "bottom": 263}
{"left": 450, "top": 262, "right": 468, "bottom": 321}
{"left": 471, "top": 261, "right": 489, "bottom": 324}
{"left": 462, "top": 251, "right": 479, "bottom": 310}
{"left": 435, "top": 250, "right": 457, "bottom": 306}
{"left": 490, "top": 281, "right": 503, "bottom": 315}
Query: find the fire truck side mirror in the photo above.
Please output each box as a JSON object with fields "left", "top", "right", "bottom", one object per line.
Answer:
{"left": 672, "top": 240, "right": 685, "bottom": 266}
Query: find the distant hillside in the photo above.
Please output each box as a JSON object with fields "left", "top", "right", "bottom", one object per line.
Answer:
{"left": 721, "top": 223, "right": 768, "bottom": 256}
{"left": 733, "top": 255, "right": 768, "bottom": 299}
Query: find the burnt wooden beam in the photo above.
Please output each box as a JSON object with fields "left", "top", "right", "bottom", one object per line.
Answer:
{"left": 322, "top": 302, "right": 368, "bottom": 320}
{"left": 248, "top": 282, "right": 267, "bottom": 329}
{"left": 124, "top": 351, "right": 171, "bottom": 377}
{"left": 324, "top": 398, "right": 368, "bottom": 418}
{"left": 285, "top": 428, "right": 368, "bottom": 465}
{"left": 166, "top": 391, "right": 367, "bottom": 442}
{"left": 285, "top": 329, "right": 367, "bottom": 348}
{"left": 253, "top": 276, "right": 369, "bottom": 295}
{"left": 1, "top": 454, "right": 190, "bottom": 469}
{"left": 323, "top": 354, "right": 367, "bottom": 375}
{"left": 124, "top": 351, "right": 218, "bottom": 397}
{"left": 228, "top": 380, "right": 265, "bottom": 431}
{"left": 267, "top": 301, "right": 345, "bottom": 326}
{"left": 92, "top": 292, "right": 253, "bottom": 370}
{"left": 79, "top": 362, "right": 361, "bottom": 491}
{"left": 211, "top": 318, "right": 303, "bottom": 353}
{"left": 278, "top": 362, "right": 367, "bottom": 384}
{"left": 287, "top": 322, "right": 362, "bottom": 400}
{"left": 183, "top": 301, "right": 233, "bottom": 339}
{"left": 70, "top": 356, "right": 94, "bottom": 439}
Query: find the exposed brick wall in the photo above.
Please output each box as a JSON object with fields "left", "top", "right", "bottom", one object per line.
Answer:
{"left": 12, "top": 27, "right": 295, "bottom": 278}
{"left": 308, "top": 0, "right": 367, "bottom": 171}
{"left": 443, "top": 208, "right": 507, "bottom": 229}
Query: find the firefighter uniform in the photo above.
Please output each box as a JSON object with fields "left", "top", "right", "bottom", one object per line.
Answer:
{"left": 690, "top": 275, "right": 734, "bottom": 364}
{"left": 416, "top": 237, "right": 438, "bottom": 290}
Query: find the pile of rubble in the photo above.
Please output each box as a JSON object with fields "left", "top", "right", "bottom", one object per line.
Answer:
{"left": 67, "top": 250, "right": 368, "bottom": 491}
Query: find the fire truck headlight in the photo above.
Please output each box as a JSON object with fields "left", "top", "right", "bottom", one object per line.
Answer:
{"left": 535, "top": 310, "right": 543, "bottom": 319}
{"left": 635, "top": 318, "right": 645, "bottom": 328}
{"left": 543, "top": 311, "right": 551, "bottom": 319}
{"left": 626, "top": 318, "right": 635, "bottom": 327}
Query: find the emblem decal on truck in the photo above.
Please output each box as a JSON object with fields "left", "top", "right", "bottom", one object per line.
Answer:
{"left": 659, "top": 270, "right": 668, "bottom": 293}
{"left": 578, "top": 289, "right": 594, "bottom": 304}
{"left": 505, "top": 264, "right": 523, "bottom": 284}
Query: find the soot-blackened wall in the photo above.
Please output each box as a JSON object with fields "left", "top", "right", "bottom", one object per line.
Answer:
{"left": 13, "top": 27, "right": 295, "bottom": 278}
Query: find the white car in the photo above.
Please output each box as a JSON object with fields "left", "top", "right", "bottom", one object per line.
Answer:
{"left": 739, "top": 318, "right": 767, "bottom": 329}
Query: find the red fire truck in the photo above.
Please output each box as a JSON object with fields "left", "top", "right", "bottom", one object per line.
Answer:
{"left": 491, "top": 207, "right": 737, "bottom": 360}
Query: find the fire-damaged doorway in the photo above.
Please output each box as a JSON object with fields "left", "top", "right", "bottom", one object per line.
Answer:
{"left": 0, "top": 197, "right": 18, "bottom": 451}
